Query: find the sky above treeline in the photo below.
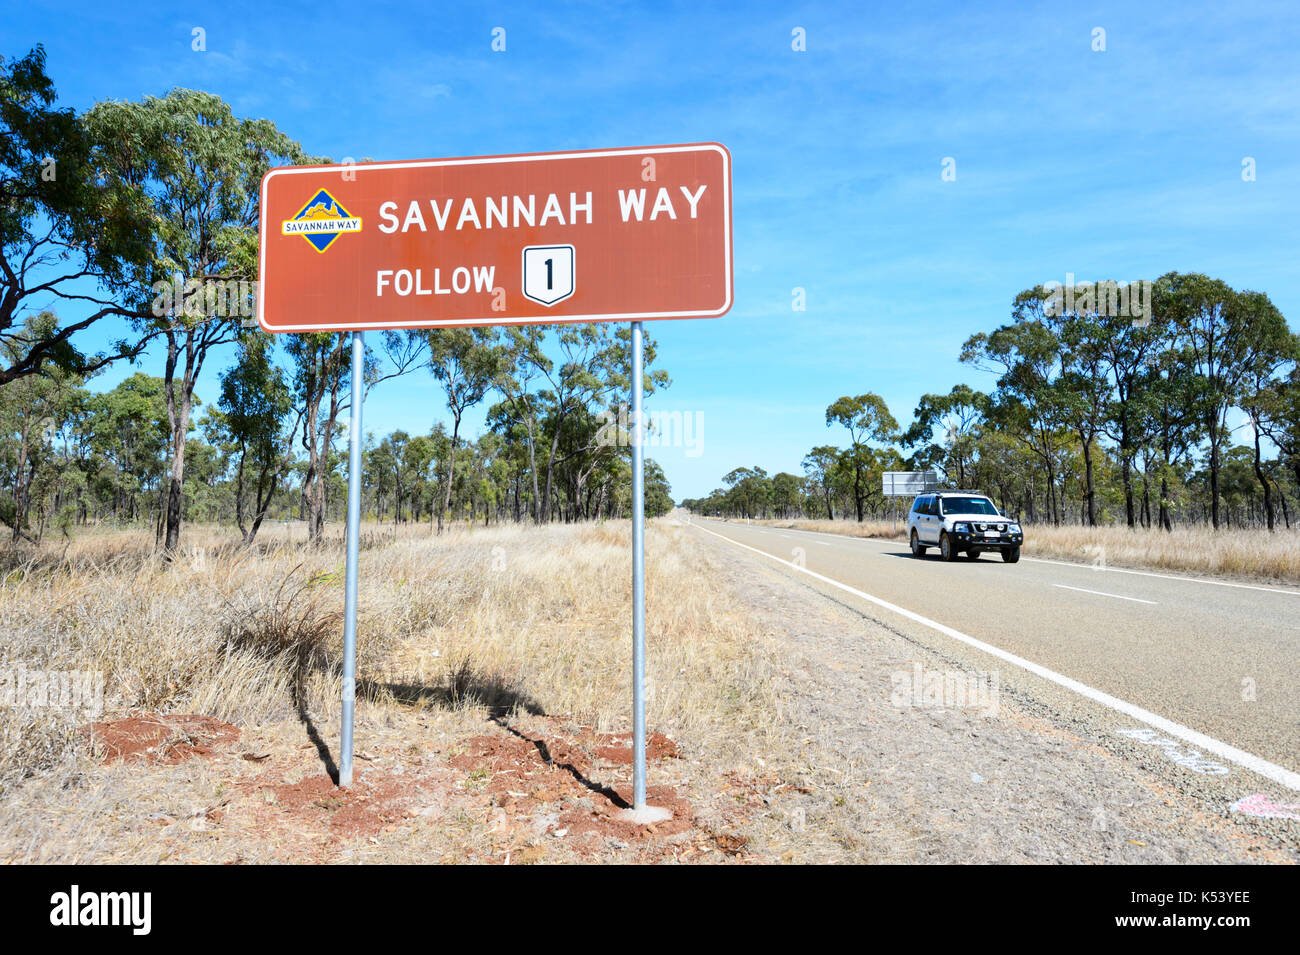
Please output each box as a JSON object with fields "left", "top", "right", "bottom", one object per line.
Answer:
{"left": 8, "top": 1, "right": 1299, "bottom": 498}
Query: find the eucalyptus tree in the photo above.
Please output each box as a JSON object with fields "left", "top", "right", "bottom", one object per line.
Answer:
{"left": 1054, "top": 310, "right": 1113, "bottom": 526}
{"left": 722, "top": 466, "right": 772, "bottom": 519}
{"left": 84, "top": 89, "right": 309, "bottom": 552}
{"left": 285, "top": 332, "right": 350, "bottom": 541}
{"left": 902, "top": 384, "right": 990, "bottom": 489}
{"left": 216, "top": 333, "right": 292, "bottom": 544}
{"left": 1159, "top": 273, "right": 1255, "bottom": 529}
{"left": 1255, "top": 365, "right": 1300, "bottom": 514}
{"left": 493, "top": 325, "right": 549, "bottom": 521}
{"left": 771, "top": 471, "right": 802, "bottom": 518}
{"left": 82, "top": 372, "right": 170, "bottom": 524}
{"left": 801, "top": 445, "right": 841, "bottom": 519}
{"left": 962, "top": 290, "right": 1072, "bottom": 524}
{"left": 643, "top": 460, "right": 674, "bottom": 518}
{"left": 1094, "top": 288, "right": 1166, "bottom": 527}
{"left": 514, "top": 323, "right": 666, "bottom": 523}
{"left": 0, "top": 47, "right": 154, "bottom": 387}
{"left": 401, "top": 433, "right": 438, "bottom": 524}
{"left": 825, "top": 393, "right": 898, "bottom": 522}
{"left": 1233, "top": 291, "right": 1297, "bottom": 531}
{"left": 0, "top": 336, "right": 84, "bottom": 539}
{"left": 420, "top": 327, "right": 505, "bottom": 533}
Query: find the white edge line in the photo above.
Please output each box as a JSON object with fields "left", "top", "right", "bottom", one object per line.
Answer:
{"left": 1025, "top": 555, "right": 1300, "bottom": 597}
{"left": 258, "top": 143, "right": 732, "bottom": 332}
{"left": 692, "top": 521, "right": 1300, "bottom": 792}
{"left": 701, "top": 519, "right": 1300, "bottom": 597}
{"left": 1052, "top": 584, "right": 1158, "bottom": 605}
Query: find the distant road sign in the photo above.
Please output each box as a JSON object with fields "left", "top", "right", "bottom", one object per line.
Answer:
{"left": 882, "top": 471, "right": 939, "bottom": 497}
{"left": 257, "top": 143, "right": 732, "bottom": 332}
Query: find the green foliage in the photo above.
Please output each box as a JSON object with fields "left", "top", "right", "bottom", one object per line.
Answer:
{"left": 0, "top": 47, "right": 153, "bottom": 386}
{"left": 688, "top": 273, "right": 1297, "bottom": 531}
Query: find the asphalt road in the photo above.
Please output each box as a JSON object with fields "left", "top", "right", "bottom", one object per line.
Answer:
{"left": 688, "top": 517, "right": 1300, "bottom": 791}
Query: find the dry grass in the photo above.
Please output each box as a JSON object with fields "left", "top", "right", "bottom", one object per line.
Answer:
{"left": 0, "top": 519, "right": 791, "bottom": 863}
{"left": 742, "top": 517, "right": 1300, "bottom": 584}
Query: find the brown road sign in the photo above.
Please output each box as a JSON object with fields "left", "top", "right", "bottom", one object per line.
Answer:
{"left": 257, "top": 143, "right": 733, "bottom": 332}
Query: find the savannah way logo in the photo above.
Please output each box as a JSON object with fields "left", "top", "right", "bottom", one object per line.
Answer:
{"left": 281, "top": 189, "right": 362, "bottom": 252}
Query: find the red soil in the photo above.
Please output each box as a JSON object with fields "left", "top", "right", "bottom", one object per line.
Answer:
{"left": 84, "top": 713, "right": 240, "bottom": 764}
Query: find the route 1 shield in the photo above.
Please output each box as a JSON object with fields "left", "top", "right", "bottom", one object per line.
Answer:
{"left": 522, "top": 244, "right": 575, "bottom": 306}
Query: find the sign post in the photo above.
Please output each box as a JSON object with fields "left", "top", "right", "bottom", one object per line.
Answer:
{"left": 626, "top": 320, "right": 668, "bottom": 821}
{"left": 258, "top": 144, "right": 732, "bottom": 808}
{"left": 338, "top": 330, "right": 364, "bottom": 787}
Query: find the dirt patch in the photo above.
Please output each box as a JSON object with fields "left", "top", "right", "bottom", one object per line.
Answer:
{"left": 62, "top": 711, "right": 760, "bottom": 863}
{"left": 239, "top": 767, "right": 446, "bottom": 840}
{"left": 444, "top": 721, "right": 752, "bottom": 860}
{"left": 84, "top": 714, "right": 240, "bottom": 764}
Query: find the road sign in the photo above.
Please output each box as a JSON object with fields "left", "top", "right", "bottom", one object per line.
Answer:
{"left": 882, "top": 471, "right": 939, "bottom": 497}
{"left": 257, "top": 144, "right": 731, "bottom": 821}
{"left": 257, "top": 143, "right": 732, "bottom": 332}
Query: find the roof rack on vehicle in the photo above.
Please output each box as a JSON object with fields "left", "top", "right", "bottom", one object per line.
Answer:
{"left": 937, "top": 489, "right": 987, "bottom": 495}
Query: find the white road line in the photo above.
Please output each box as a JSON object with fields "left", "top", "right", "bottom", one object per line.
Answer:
{"left": 693, "top": 521, "right": 1300, "bottom": 792}
{"left": 709, "top": 520, "right": 1300, "bottom": 597}
{"left": 1025, "top": 556, "right": 1300, "bottom": 597}
{"left": 1052, "top": 584, "right": 1157, "bottom": 605}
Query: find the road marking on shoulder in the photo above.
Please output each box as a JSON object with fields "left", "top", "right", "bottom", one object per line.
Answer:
{"left": 1052, "top": 584, "right": 1157, "bottom": 605}
{"left": 1023, "top": 556, "right": 1300, "bottom": 596}
{"left": 693, "top": 521, "right": 1300, "bottom": 792}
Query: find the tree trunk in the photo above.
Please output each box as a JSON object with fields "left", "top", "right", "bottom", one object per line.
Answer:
{"left": 437, "top": 414, "right": 460, "bottom": 535}
{"left": 1208, "top": 422, "right": 1221, "bottom": 530}
{"left": 234, "top": 445, "right": 249, "bottom": 540}
{"left": 853, "top": 464, "right": 863, "bottom": 522}
{"left": 243, "top": 458, "right": 280, "bottom": 546}
{"left": 1081, "top": 433, "right": 1096, "bottom": 527}
{"left": 163, "top": 407, "right": 189, "bottom": 553}
{"left": 1251, "top": 421, "right": 1275, "bottom": 531}
{"left": 11, "top": 423, "right": 29, "bottom": 541}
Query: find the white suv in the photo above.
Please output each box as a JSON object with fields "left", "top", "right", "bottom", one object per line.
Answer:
{"left": 907, "top": 492, "right": 1023, "bottom": 563}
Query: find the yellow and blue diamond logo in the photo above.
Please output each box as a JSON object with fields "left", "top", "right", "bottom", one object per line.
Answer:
{"left": 281, "top": 189, "right": 363, "bottom": 253}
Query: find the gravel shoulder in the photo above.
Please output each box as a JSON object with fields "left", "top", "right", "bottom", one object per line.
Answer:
{"left": 694, "top": 524, "right": 1299, "bottom": 864}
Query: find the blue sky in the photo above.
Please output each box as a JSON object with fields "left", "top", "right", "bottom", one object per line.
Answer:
{"left": 6, "top": 1, "right": 1299, "bottom": 498}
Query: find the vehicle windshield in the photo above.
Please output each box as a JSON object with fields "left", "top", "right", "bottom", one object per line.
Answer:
{"left": 940, "top": 497, "right": 1000, "bottom": 516}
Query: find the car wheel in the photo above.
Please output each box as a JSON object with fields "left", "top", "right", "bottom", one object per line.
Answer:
{"left": 940, "top": 532, "right": 957, "bottom": 562}
{"left": 1002, "top": 546, "right": 1021, "bottom": 564}
{"left": 910, "top": 530, "right": 927, "bottom": 557}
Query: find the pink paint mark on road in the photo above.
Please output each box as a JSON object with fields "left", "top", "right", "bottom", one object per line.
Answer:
{"left": 1231, "top": 793, "right": 1300, "bottom": 821}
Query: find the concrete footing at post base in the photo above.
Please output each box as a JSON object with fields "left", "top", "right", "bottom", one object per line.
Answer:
{"left": 617, "top": 805, "right": 673, "bottom": 825}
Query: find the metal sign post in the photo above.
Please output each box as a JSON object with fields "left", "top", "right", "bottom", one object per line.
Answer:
{"left": 623, "top": 321, "right": 670, "bottom": 823}
{"left": 339, "top": 330, "right": 364, "bottom": 787}
{"left": 630, "top": 321, "right": 647, "bottom": 809}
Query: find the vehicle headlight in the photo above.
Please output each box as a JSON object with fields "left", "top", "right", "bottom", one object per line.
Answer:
{"left": 954, "top": 522, "right": 970, "bottom": 533}
{"left": 1008, "top": 524, "right": 1021, "bottom": 534}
